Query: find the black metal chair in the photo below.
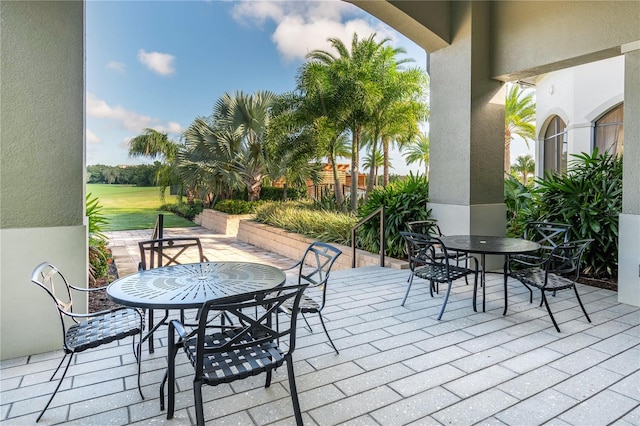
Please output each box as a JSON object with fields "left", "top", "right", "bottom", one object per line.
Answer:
{"left": 509, "top": 239, "right": 593, "bottom": 332}
{"left": 30, "top": 262, "right": 144, "bottom": 422}
{"left": 279, "top": 241, "right": 342, "bottom": 354}
{"left": 515, "top": 221, "right": 572, "bottom": 265}
{"left": 400, "top": 232, "right": 479, "bottom": 320}
{"left": 162, "top": 284, "right": 308, "bottom": 426}
{"left": 406, "top": 220, "right": 470, "bottom": 288}
{"left": 138, "top": 237, "right": 208, "bottom": 353}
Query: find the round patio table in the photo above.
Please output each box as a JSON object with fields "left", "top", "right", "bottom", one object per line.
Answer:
{"left": 107, "top": 261, "right": 286, "bottom": 414}
{"left": 439, "top": 236, "right": 540, "bottom": 315}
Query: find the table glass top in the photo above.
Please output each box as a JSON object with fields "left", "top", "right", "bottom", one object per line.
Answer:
{"left": 107, "top": 262, "right": 286, "bottom": 309}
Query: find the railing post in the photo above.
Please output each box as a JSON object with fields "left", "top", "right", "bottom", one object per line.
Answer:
{"left": 380, "top": 207, "right": 385, "bottom": 268}
{"left": 351, "top": 227, "right": 357, "bottom": 268}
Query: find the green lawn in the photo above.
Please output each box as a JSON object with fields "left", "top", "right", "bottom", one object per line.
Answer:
{"left": 87, "top": 184, "right": 197, "bottom": 231}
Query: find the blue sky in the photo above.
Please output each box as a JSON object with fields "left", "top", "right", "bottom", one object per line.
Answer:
{"left": 85, "top": 0, "right": 430, "bottom": 175}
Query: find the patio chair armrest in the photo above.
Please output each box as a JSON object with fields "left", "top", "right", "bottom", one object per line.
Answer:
{"left": 64, "top": 306, "right": 143, "bottom": 320}
{"left": 69, "top": 283, "right": 109, "bottom": 293}
{"left": 280, "top": 260, "right": 302, "bottom": 272}
{"left": 169, "top": 319, "right": 189, "bottom": 340}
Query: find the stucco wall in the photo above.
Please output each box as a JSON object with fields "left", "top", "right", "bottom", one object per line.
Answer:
{"left": 1, "top": 1, "right": 86, "bottom": 359}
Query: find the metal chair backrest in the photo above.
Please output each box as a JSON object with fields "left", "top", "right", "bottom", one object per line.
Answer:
{"left": 524, "top": 221, "right": 572, "bottom": 251}
{"left": 401, "top": 231, "right": 455, "bottom": 269}
{"left": 295, "top": 242, "right": 342, "bottom": 288}
{"left": 138, "top": 237, "right": 206, "bottom": 270}
{"left": 194, "top": 284, "right": 308, "bottom": 375}
{"left": 546, "top": 239, "right": 593, "bottom": 281}
{"left": 406, "top": 220, "right": 443, "bottom": 237}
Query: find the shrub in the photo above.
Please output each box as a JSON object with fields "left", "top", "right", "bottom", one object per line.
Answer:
{"left": 504, "top": 174, "right": 538, "bottom": 238}
{"left": 213, "top": 199, "right": 264, "bottom": 215}
{"left": 531, "top": 151, "right": 622, "bottom": 278}
{"left": 159, "top": 200, "right": 203, "bottom": 220}
{"left": 254, "top": 201, "right": 355, "bottom": 245}
{"left": 356, "top": 173, "right": 431, "bottom": 259}
{"left": 87, "top": 193, "right": 110, "bottom": 281}
{"left": 260, "top": 186, "right": 307, "bottom": 201}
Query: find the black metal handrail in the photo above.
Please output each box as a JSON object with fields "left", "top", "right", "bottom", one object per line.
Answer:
{"left": 351, "top": 206, "right": 385, "bottom": 268}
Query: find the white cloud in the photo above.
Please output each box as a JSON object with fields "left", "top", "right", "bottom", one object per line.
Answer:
{"left": 107, "top": 61, "right": 126, "bottom": 73}
{"left": 86, "top": 92, "right": 183, "bottom": 135}
{"left": 86, "top": 128, "right": 101, "bottom": 144}
{"left": 137, "top": 49, "right": 176, "bottom": 76}
{"left": 229, "top": 0, "right": 397, "bottom": 62}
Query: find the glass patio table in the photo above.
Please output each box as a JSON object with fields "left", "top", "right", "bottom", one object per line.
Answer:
{"left": 439, "top": 235, "right": 540, "bottom": 315}
{"left": 106, "top": 261, "right": 286, "bottom": 413}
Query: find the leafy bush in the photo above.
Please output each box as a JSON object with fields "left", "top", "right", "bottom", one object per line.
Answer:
{"left": 260, "top": 186, "right": 307, "bottom": 201}
{"left": 504, "top": 174, "right": 537, "bottom": 238}
{"left": 213, "top": 199, "right": 264, "bottom": 215}
{"left": 159, "top": 200, "right": 203, "bottom": 220}
{"left": 356, "top": 173, "right": 431, "bottom": 259}
{"left": 531, "top": 151, "right": 622, "bottom": 278}
{"left": 254, "top": 201, "right": 355, "bottom": 245}
{"left": 87, "top": 193, "right": 110, "bottom": 281}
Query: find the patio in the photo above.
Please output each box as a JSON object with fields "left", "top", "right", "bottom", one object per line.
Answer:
{"left": 1, "top": 228, "right": 639, "bottom": 425}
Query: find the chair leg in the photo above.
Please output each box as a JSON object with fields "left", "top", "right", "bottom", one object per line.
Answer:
{"left": 401, "top": 273, "right": 415, "bottom": 306}
{"left": 286, "top": 356, "right": 304, "bottom": 426}
{"left": 194, "top": 380, "right": 205, "bottom": 426}
{"left": 49, "top": 353, "right": 68, "bottom": 381}
{"left": 301, "top": 312, "right": 313, "bottom": 332}
{"left": 148, "top": 309, "right": 154, "bottom": 353}
{"left": 318, "top": 312, "right": 339, "bottom": 355}
{"left": 36, "top": 353, "right": 74, "bottom": 422}
{"left": 135, "top": 335, "right": 144, "bottom": 400}
{"left": 573, "top": 285, "right": 592, "bottom": 324}
{"left": 265, "top": 370, "right": 273, "bottom": 388}
{"left": 541, "top": 292, "right": 562, "bottom": 333}
{"left": 437, "top": 280, "right": 453, "bottom": 321}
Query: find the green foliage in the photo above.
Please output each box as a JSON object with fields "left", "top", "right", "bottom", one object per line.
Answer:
{"left": 159, "top": 201, "right": 204, "bottom": 221}
{"left": 213, "top": 199, "right": 264, "bottom": 215}
{"left": 87, "top": 163, "right": 160, "bottom": 186}
{"left": 86, "top": 193, "right": 110, "bottom": 280}
{"left": 254, "top": 202, "right": 355, "bottom": 245}
{"left": 259, "top": 186, "right": 307, "bottom": 201}
{"left": 532, "top": 151, "right": 622, "bottom": 277}
{"left": 356, "top": 173, "right": 431, "bottom": 258}
{"left": 505, "top": 151, "right": 622, "bottom": 278}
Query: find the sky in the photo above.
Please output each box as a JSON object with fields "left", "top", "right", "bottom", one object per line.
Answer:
{"left": 86, "top": 0, "right": 533, "bottom": 175}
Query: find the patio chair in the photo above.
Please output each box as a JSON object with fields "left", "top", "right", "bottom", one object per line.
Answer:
{"left": 509, "top": 239, "right": 593, "bottom": 332}
{"left": 406, "top": 220, "right": 469, "bottom": 288}
{"left": 162, "top": 284, "right": 308, "bottom": 426}
{"left": 400, "top": 232, "right": 478, "bottom": 320}
{"left": 138, "top": 237, "right": 208, "bottom": 353}
{"left": 279, "top": 241, "right": 342, "bottom": 354}
{"left": 30, "top": 262, "right": 144, "bottom": 422}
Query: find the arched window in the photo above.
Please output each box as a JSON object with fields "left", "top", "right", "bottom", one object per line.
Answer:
{"left": 594, "top": 103, "right": 624, "bottom": 156}
{"left": 543, "top": 115, "right": 567, "bottom": 174}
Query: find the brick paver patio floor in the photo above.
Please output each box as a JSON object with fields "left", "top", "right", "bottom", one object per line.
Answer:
{"left": 1, "top": 227, "right": 638, "bottom": 425}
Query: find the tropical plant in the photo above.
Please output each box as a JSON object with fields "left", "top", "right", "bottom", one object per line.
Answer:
{"left": 532, "top": 150, "right": 622, "bottom": 278}
{"left": 504, "top": 84, "right": 536, "bottom": 172}
{"left": 504, "top": 173, "right": 536, "bottom": 238}
{"left": 362, "top": 146, "right": 384, "bottom": 187}
{"left": 403, "top": 132, "right": 430, "bottom": 177}
{"left": 511, "top": 154, "right": 535, "bottom": 185}
{"left": 86, "top": 193, "right": 110, "bottom": 282}
{"left": 128, "top": 128, "right": 183, "bottom": 200}
{"left": 356, "top": 173, "right": 431, "bottom": 258}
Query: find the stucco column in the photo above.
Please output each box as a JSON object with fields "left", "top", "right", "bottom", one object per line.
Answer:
{"left": 618, "top": 43, "right": 640, "bottom": 306}
{"left": 427, "top": 2, "right": 506, "bottom": 257}
{"left": 1, "top": 1, "right": 87, "bottom": 359}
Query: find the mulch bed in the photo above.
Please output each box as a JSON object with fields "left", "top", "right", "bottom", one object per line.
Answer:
{"left": 89, "top": 259, "right": 122, "bottom": 313}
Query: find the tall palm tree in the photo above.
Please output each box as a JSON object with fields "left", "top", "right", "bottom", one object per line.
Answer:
{"left": 511, "top": 154, "right": 535, "bottom": 185}
{"left": 505, "top": 84, "right": 536, "bottom": 172}
{"left": 363, "top": 148, "right": 384, "bottom": 187}
{"left": 403, "top": 132, "right": 430, "bottom": 177}
{"left": 307, "top": 34, "right": 389, "bottom": 211}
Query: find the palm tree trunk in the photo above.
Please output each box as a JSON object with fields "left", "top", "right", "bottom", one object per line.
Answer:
{"left": 504, "top": 129, "right": 511, "bottom": 173}
{"left": 383, "top": 137, "right": 390, "bottom": 187}
{"left": 328, "top": 153, "right": 345, "bottom": 210}
{"left": 365, "top": 139, "right": 378, "bottom": 198}
{"left": 350, "top": 127, "right": 361, "bottom": 211}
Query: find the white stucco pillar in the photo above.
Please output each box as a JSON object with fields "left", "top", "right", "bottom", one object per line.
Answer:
{"left": 427, "top": 2, "right": 506, "bottom": 267}
{"left": 618, "top": 42, "right": 640, "bottom": 307}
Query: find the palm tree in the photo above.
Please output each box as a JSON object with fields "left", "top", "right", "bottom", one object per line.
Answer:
{"left": 128, "top": 128, "right": 182, "bottom": 200}
{"left": 505, "top": 84, "right": 536, "bottom": 172}
{"left": 306, "top": 34, "right": 389, "bottom": 211}
{"left": 403, "top": 132, "right": 430, "bottom": 177}
{"left": 511, "top": 154, "right": 535, "bottom": 185}
{"left": 211, "top": 91, "right": 277, "bottom": 201}
{"left": 362, "top": 148, "right": 384, "bottom": 187}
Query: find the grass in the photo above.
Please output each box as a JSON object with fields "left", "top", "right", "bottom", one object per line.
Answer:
{"left": 87, "top": 184, "right": 197, "bottom": 231}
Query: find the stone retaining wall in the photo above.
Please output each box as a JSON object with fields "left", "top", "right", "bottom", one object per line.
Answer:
{"left": 195, "top": 209, "right": 407, "bottom": 271}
